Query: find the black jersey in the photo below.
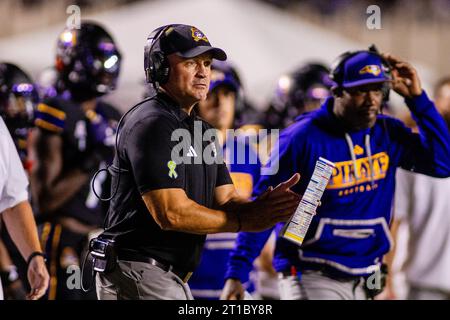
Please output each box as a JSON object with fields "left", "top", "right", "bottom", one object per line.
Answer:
{"left": 34, "top": 97, "right": 121, "bottom": 226}
{"left": 102, "top": 92, "right": 233, "bottom": 272}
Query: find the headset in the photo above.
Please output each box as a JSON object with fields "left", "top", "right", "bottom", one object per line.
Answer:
{"left": 92, "top": 26, "right": 175, "bottom": 202}
{"left": 93, "top": 24, "right": 182, "bottom": 201}
{"left": 91, "top": 96, "right": 155, "bottom": 202}
{"left": 330, "top": 44, "right": 392, "bottom": 102}
{"left": 85, "top": 26, "right": 178, "bottom": 289}
{"left": 144, "top": 24, "right": 175, "bottom": 88}
{"left": 86, "top": 95, "right": 156, "bottom": 292}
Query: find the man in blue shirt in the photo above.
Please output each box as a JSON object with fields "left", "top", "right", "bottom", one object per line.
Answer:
{"left": 223, "top": 50, "right": 450, "bottom": 300}
{"left": 188, "top": 61, "right": 261, "bottom": 299}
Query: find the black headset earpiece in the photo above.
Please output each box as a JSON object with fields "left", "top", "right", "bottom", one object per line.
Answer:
{"left": 330, "top": 50, "right": 359, "bottom": 97}
{"left": 144, "top": 25, "right": 172, "bottom": 88}
{"left": 92, "top": 25, "right": 177, "bottom": 203}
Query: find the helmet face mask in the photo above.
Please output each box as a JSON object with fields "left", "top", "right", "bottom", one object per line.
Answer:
{"left": 6, "top": 86, "right": 36, "bottom": 120}
{"left": 268, "top": 63, "right": 333, "bottom": 128}
{"left": 55, "top": 22, "right": 121, "bottom": 102}
{"left": 0, "top": 63, "right": 38, "bottom": 128}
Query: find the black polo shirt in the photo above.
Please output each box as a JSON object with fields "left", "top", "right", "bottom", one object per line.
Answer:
{"left": 103, "top": 92, "right": 232, "bottom": 272}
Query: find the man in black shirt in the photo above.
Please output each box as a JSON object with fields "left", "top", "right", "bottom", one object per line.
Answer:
{"left": 31, "top": 21, "right": 122, "bottom": 300}
{"left": 96, "top": 24, "right": 301, "bottom": 300}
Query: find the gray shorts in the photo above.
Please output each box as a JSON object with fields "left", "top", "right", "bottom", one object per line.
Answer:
{"left": 278, "top": 270, "right": 368, "bottom": 300}
{"left": 96, "top": 260, "right": 193, "bottom": 300}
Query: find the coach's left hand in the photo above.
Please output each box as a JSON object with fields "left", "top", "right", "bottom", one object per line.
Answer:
{"left": 382, "top": 53, "right": 422, "bottom": 98}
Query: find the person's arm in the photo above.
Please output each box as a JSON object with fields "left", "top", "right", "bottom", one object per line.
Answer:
{"left": 383, "top": 54, "right": 450, "bottom": 177}
{"left": 218, "top": 182, "right": 279, "bottom": 297}
{"left": 0, "top": 237, "right": 27, "bottom": 300}
{"left": 141, "top": 173, "right": 300, "bottom": 234}
{"left": 221, "top": 228, "right": 274, "bottom": 300}
{"left": 127, "top": 113, "right": 300, "bottom": 234}
{"left": 376, "top": 218, "right": 400, "bottom": 300}
{"left": 30, "top": 131, "right": 90, "bottom": 213}
{"left": 2, "top": 202, "right": 49, "bottom": 300}
{"left": 400, "top": 93, "right": 450, "bottom": 176}
{"left": 0, "top": 238, "right": 13, "bottom": 269}
{"left": 0, "top": 122, "right": 49, "bottom": 300}
{"left": 376, "top": 168, "right": 413, "bottom": 300}
{"left": 219, "top": 173, "right": 280, "bottom": 287}
{"left": 212, "top": 132, "right": 301, "bottom": 233}
{"left": 142, "top": 188, "right": 239, "bottom": 234}
{"left": 254, "top": 232, "right": 278, "bottom": 275}
{"left": 221, "top": 128, "right": 301, "bottom": 300}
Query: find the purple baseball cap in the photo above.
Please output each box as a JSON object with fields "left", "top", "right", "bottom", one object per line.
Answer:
{"left": 341, "top": 52, "right": 391, "bottom": 88}
{"left": 209, "top": 61, "right": 240, "bottom": 93}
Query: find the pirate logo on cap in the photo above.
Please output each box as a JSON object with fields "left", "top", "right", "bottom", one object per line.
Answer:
{"left": 359, "top": 65, "right": 381, "bottom": 76}
{"left": 191, "top": 27, "right": 209, "bottom": 43}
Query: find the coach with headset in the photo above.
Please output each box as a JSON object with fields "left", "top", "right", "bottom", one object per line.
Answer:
{"left": 222, "top": 48, "right": 450, "bottom": 300}
{"left": 94, "top": 24, "right": 301, "bottom": 300}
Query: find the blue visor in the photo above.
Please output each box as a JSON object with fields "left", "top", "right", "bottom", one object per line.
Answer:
{"left": 209, "top": 69, "right": 239, "bottom": 92}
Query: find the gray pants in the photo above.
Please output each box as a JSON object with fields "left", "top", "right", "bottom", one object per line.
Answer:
{"left": 96, "top": 260, "right": 193, "bottom": 300}
{"left": 278, "top": 270, "right": 368, "bottom": 300}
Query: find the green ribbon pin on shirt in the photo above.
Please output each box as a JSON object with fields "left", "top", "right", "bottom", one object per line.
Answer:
{"left": 168, "top": 160, "right": 178, "bottom": 179}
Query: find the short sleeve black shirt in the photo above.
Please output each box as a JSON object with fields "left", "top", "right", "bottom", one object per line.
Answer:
{"left": 103, "top": 92, "right": 232, "bottom": 272}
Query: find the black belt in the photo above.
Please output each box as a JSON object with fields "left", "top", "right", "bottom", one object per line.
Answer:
{"left": 117, "top": 252, "right": 192, "bottom": 283}
{"left": 304, "top": 265, "right": 365, "bottom": 283}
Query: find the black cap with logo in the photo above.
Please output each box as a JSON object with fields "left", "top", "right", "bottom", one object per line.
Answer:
{"left": 158, "top": 24, "right": 227, "bottom": 61}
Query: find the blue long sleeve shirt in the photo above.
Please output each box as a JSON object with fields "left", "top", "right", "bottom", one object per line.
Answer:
{"left": 226, "top": 91, "right": 450, "bottom": 282}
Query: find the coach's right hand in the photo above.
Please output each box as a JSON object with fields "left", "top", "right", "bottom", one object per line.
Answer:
{"left": 239, "top": 173, "right": 301, "bottom": 232}
{"left": 27, "top": 255, "right": 49, "bottom": 300}
{"left": 220, "top": 278, "right": 245, "bottom": 300}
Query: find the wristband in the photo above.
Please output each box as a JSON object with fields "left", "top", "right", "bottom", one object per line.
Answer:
{"left": 27, "top": 251, "right": 47, "bottom": 268}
